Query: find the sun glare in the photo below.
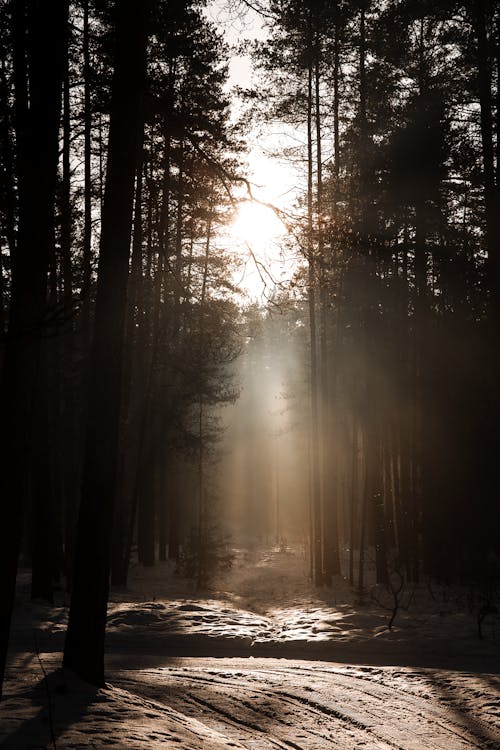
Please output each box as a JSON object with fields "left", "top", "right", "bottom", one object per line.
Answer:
{"left": 230, "top": 201, "right": 285, "bottom": 248}
{"left": 225, "top": 150, "right": 298, "bottom": 299}
{"left": 228, "top": 200, "right": 289, "bottom": 299}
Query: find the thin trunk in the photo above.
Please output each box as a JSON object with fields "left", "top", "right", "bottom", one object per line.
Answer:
{"left": 0, "top": 239, "right": 4, "bottom": 333}
{"left": 168, "top": 470, "right": 180, "bottom": 561}
{"left": 98, "top": 112, "right": 104, "bottom": 213}
{"left": 472, "top": 1, "right": 500, "bottom": 308}
{"left": 496, "top": 9, "right": 500, "bottom": 189}
{"left": 368, "top": 417, "right": 388, "bottom": 585}
{"left": 120, "top": 151, "right": 157, "bottom": 583}
{"left": 316, "top": 46, "right": 340, "bottom": 582}
{"left": 82, "top": 0, "right": 92, "bottom": 343}
{"left": 158, "top": 457, "right": 167, "bottom": 561}
{"left": 111, "top": 135, "right": 145, "bottom": 586}
{"left": 0, "top": 52, "right": 16, "bottom": 261}
{"left": 358, "top": 438, "right": 367, "bottom": 594}
{"left": 30, "top": 342, "right": 54, "bottom": 603}
{"left": 307, "top": 33, "right": 322, "bottom": 586}
{"left": 411, "top": 19, "right": 428, "bottom": 585}
{"left": 196, "top": 193, "right": 213, "bottom": 587}
{"left": 138, "top": 463, "right": 155, "bottom": 567}
{"left": 12, "top": 0, "right": 28, "bottom": 209}
{"left": 137, "top": 142, "right": 167, "bottom": 567}
{"left": 197, "top": 397, "right": 204, "bottom": 587}
{"left": 61, "top": 56, "right": 72, "bottom": 304}
{"left": 57, "top": 49, "right": 73, "bottom": 575}
{"left": 349, "top": 419, "right": 358, "bottom": 588}
{"left": 333, "top": 20, "right": 340, "bottom": 199}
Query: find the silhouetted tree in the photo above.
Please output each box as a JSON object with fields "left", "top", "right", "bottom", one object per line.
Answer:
{"left": 63, "top": 0, "right": 149, "bottom": 687}
{"left": 0, "top": 0, "right": 69, "bottom": 699}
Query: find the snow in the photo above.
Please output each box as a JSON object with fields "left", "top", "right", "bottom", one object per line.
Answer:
{"left": 0, "top": 663, "right": 248, "bottom": 749}
{"left": 2, "top": 547, "right": 500, "bottom": 748}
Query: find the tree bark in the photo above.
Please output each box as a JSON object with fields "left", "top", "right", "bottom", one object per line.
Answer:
{"left": 0, "top": 49, "right": 16, "bottom": 264}
{"left": 316, "top": 45, "right": 340, "bottom": 583}
{"left": 63, "top": 0, "right": 148, "bottom": 687}
{"left": 307, "top": 28, "right": 322, "bottom": 586}
{"left": 472, "top": 0, "right": 500, "bottom": 309}
{"left": 82, "top": 0, "right": 92, "bottom": 344}
{"left": 0, "top": 0, "right": 68, "bottom": 699}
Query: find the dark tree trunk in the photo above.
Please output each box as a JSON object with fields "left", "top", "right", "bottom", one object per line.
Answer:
{"left": 0, "top": 0, "right": 68, "bottom": 699}
{"left": 496, "top": 8, "right": 500, "bottom": 190}
{"left": 333, "top": 19, "right": 340, "bottom": 200}
{"left": 349, "top": 419, "right": 358, "bottom": 588}
{"left": 0, "top": 50, "right": 16, "bottom": 264}
{"left": 138, "top": 467, "right": 156, "bottom": 567}
{"left": 315, "top": 42, "right": 340, "bottom": 584}
{"left": 111, "top": 131, "right": 144, "bottom": 587}
{"left": 367, "top": 419, "right": 389, "bottom": 585}
{"left": 472, "top": 0, "right": 500, "bottom": 308}
{"left": 60, "top": 57, "right": 72, "bottom": 305}
{"left": 30, "top": 342, "right": 54, "bottom": 603}
{"left": 306, "top": 22, "right": 322, "bottom": 586}
{"left": 82, "top": 0, "right": 92, "bottom": 344}
{"left": 158, "top": 459, "right": 167, "bottom": 562}
{"left": 168, "top": 481, "right": 180, "bottom": 562}
{"left": 63, "top": 0, "right": 148, "bottom": 687}
{"left": 358, "top": 437, "right": 368, "bottom": 594}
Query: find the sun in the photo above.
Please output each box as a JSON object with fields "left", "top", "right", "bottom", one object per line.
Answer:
{"left": 230, "top": 201, "right": 285, "bottom": 248}
{"left": 227, "top": 200, "right": 289, "bottom": 299}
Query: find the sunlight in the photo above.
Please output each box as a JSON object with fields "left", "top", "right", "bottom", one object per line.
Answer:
{"left": 228, "top": 199, "right": 290, "bottom": 299}
{"left": 230, "top": 201, "right": 285, "bottom": 248}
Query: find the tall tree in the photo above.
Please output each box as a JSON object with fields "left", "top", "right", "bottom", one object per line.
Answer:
{"left": 0, "top": 0, "right": 68, "bottom": 700}
{"left": 63, "top": 0, "right": 149, "bottom": 687}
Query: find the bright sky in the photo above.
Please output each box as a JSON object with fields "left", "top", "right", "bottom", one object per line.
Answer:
{"left": 205, "top": 0, "right": 300, "bottom": 301}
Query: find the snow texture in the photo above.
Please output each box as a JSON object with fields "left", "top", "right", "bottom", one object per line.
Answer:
{"left": 2, "top": 547, "right": 499, "bottom": 748}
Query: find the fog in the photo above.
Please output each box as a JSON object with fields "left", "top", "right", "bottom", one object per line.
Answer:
{"left": 218, "top": 308, "right": 309, "bottom": 546}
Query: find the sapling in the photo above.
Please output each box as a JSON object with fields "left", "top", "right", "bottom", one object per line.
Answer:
{"left": 371, "top": 556, "right": 415, "bottom": 629}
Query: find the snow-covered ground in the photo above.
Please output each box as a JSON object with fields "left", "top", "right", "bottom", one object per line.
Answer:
{"left": 2, "top": 547, "right": 500, "bottom": 748}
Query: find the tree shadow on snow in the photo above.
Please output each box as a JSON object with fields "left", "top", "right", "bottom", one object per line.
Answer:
{"left": 104, "top": 633, "right": 500, "bottom": 675}
{"left": 0, "top": 668, "right": 100, "bottom": 749}
{"left": 429, "top": 671, "right": 500, "bottom": 749}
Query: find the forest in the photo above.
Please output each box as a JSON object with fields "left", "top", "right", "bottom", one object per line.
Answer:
{"left": 0, "top": 0, "right": 500, "bottom": 747}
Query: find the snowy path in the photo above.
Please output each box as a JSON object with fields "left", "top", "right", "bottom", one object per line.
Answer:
{"left": 114, "top": 658, "right": 500, "bottom": 750}
{"left": 2, "top": 655, "right": 499, "bottom": 748}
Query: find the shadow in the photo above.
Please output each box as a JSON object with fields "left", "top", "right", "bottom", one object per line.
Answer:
{"left": 1, "top": 668, "right": 100, "bottom": 749}
{"left": 110, "top": 659, "right": 325, "bottom": 748}
{"left": 111, "top": 653, "right": 500, "bottom": 750}
{"left": 104, "top": 631, "right": 500, "bottom": 674}
{"left": 431, "top": 671, "right": 500, "bottom": 748}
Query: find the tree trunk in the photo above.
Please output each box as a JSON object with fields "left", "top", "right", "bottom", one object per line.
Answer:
{"left": 358, "top": 436, "right": 368, "bottom": 594}
{"left": 158, "top": 457, "right": 168, "bottom": 562}
{"left": 0, "top": 50, "right": 16, "bottom": 264}
{"left": 82, "top": 0, "right": 92, "bottom": 344}
{"left": 316, "top": 46, "right": 340, "bottom": 583}
{"left": 63, "top": 0, "right": 148, "bottom": 687}
{"left": 349, "top": 419, "right": 358, "bottom": 588}
{"left": 30, "top": 342, "right": 54, "bottom": 603}
{"left": 306, "top": 23, "right": 322, "bottom": 586}
{"left": 367, "top": 417, "right": 388, "bottom": 585}
{"left": 472, "top": 0, "right": 500, "bottom": 309}
{"left": 0, "top": 0, "right": 68, "bottom": 699}
{"left": 61, "top": 56, "right": 72, "bottom": 305}
{"left": 111, "top": 131, "right": 144, "bottom": 586}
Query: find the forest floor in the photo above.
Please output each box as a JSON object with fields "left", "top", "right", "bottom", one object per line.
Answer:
{"left": 1, "top": 545, "right": 500, "bottom": 748}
